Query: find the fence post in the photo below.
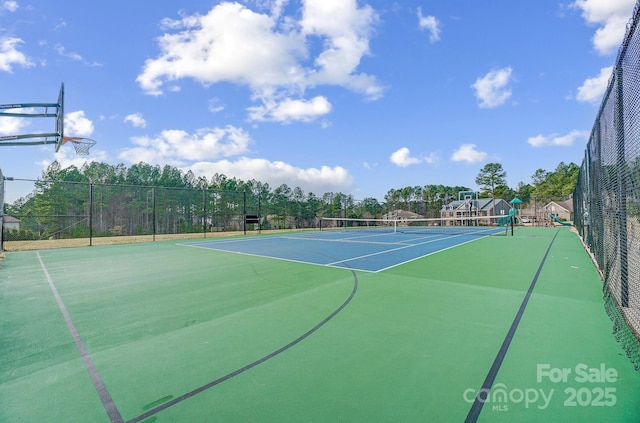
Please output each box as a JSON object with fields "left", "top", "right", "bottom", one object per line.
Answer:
{"left": 258, "top": 195, "right": 262, "bottom": 233}
{"left": 152, "top": 187, "right": 156, "bottom": 242}
{"left": 615, "top": 65, "right": 629, "bottom": 308}
{"left": 203, "top": 188, "right": 207, "bottom": 239}
{"left": 89, "top": 183, "right": 93, "bottom": 247}
{"left": 243, "top": 191, "right": 247, "bottom": 235}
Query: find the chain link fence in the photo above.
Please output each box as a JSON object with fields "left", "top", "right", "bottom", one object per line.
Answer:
{"left": 0, "top": 179, "right": 311, "bottom": 250}
{"left": 574, "top": 3, "right": 640, "bottom": 369}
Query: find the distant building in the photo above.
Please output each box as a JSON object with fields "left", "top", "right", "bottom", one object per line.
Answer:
{"left": 440, "top": 198, "right": 511, "bottom": 225}
{"left": 544, "top": 200, "right": 574, "bottom": 222}
{"left": 3, "top": 215, "right": 20, "bottom": 231}
{"left": 382, "top": 209, "right": 424, "bottom": 222}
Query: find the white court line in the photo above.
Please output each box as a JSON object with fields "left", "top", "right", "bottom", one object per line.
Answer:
{"left": 324, "top": 232, "right": 478, "bottom": 267}
{"left": 374, "top": 235, "right": 493, "bottom": 272}
{"left": 179, "top": 242, "right": 379, "bottom": 273}
{"left": 181, "top": 230, "right": 498, "bottom": 273}
{"left": 37, "top": 252, "right": 124, "bottom": 422}
{"left": 328, "top": 234, "right": 498, "bottom": 273}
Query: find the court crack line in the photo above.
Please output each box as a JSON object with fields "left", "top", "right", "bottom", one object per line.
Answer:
{"left": 126, "top": 270, "right": 359, "bottom": 423}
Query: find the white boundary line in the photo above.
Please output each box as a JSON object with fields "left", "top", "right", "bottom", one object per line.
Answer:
{"left": 37, "top": 252, "right": 124, "bottom": 422}
{"left": 180, "top": 231, "right": 498, "bottom": 273}
{"left": 373, "top": 234, "right": 493, "bottom": 272}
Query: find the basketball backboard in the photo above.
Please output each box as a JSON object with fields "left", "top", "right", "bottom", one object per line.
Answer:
{"left": 55, "top": 83, "right": 64, "bottom": 152}
{"left": 1, "top": 83, "right": 96, "bottom": 155}
{"left": 458, "top": 190, "right": 478, "bottom": 201}
{"left": 0, "top": 83, "right": 63, "bottom": 148}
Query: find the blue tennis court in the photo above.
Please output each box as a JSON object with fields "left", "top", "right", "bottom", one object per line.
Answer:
{"left": 182, "top": 227, "right": 505, "bottom": 272}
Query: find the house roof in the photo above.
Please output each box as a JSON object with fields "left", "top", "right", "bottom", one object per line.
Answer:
{"left": 2, "top": 215, "right": 20, "bottom": 223}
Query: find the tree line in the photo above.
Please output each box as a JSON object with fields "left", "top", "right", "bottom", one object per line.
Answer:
{"left": 3, "top": 160, "right": 579, "bottom": 239}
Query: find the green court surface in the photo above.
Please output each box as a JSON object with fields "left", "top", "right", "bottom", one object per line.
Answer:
{"left": 1, "top": 227, "right": 639, "bottom": 422}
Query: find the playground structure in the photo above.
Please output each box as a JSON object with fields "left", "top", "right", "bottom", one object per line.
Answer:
{"left": 508, "top": 197, "right": 522, "bottom": 224}
{"left": 550, "top": 213, "right": 572, "bottom": 226}
{"left": 503, "top": 197, "right": 573, "bottom": 227}
{"left": 496, "top": 207, "right": 519, "bottom": 227}
{"left": 526, "top": 212, "right": 572, "bottom": 227}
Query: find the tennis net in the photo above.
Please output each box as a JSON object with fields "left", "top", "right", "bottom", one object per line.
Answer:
{"left": 319, "top": 215, "right": 511, "bottom": 236}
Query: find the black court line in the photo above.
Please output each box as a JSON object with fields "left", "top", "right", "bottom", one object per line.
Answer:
{"left": 37, "top": 252, "right": 124, "bottom": 423}
{"left": 464, "top": 229, "right": 561, "bottom": 423}
{"left": 126, "top": 270, "right": 359, "bottom": 423}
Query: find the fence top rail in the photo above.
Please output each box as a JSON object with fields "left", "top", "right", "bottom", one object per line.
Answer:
{"left": 1, "top": 177, "right": 260, "bottom": 195}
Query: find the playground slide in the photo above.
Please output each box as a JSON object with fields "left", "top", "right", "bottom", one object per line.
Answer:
{"left": 551, "top": 215, "right": 572, "bottom": 226}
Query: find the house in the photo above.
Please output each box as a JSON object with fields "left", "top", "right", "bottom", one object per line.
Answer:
{"left": 382, "top": 209, "right": 423, "bottom": 222}
{"left": 2, "top": 215, "right": 20, "bottom": 231}
{"left": 544, "top": 200, "right": 574, "bottom": 222}
{"left": 440, "top": 198, "right": 511, "bottom": 225}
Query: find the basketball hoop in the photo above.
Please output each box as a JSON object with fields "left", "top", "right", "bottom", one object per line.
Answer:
{"left": 61, "top": 137, "right": 96, "bottom": 156}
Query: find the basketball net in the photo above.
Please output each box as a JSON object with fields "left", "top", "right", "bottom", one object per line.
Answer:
{"left": 61, "top": 137, "right": 96, "bottom": 156}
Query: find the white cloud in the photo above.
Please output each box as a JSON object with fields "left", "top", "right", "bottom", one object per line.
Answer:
{"left": 300, "top": 0, "right": 381, "bottom": 98}
{"left": 208, "top": 98, "right": 225, "bottom": 113}
{"left": 423, "top": 152, "right": 440, "bottom": 164}
{"left": 54, "top": 19, "right": 67, "bottom": 31}
{"left": 247, "top": 95, "right": 331, "bottom": 123}
{"left": 389, "top": 147, "right": 440, "bottom": 167}
{"left": 189, "top": 157, "right": 353, "bottom": 194}
{"left": 124, "top": 113, "right": 147, "bottom": 128}
{"left": 527, "top": 130, "right": 590, "bottom": 147}
{"left": 471, "top": 67, "right": 513, "bottom": 109}
{"left": 450, "top": 144, "right": 487, "bottom": 163}
{"left": 54, "top": 43, "right": 101, "bottom": 67}
{"left": 65, "top": 111, "right": 94, "bottom": 137}
{"left": 137, "top": 3, "right": 302, "bottom": 96}
{"left": 576, "top": 66, "right": 612, "bottom": 103}
{"left": 136, "top": 0, "right": 383, "bottom": 121}
{"left": 390, "top": 147, "right": 422, "bottom": 167}
{"left": 417, "top": 7, "right": 441, "bottom": 43}
{"left": 2, "top": 1, "right": 18, "bottom": 12}
{"left": 118, "top": 126, "right": 253, "bottom": 165}
{"left": 54, "top": 44, "right": 82, "bottom": 61}
{"left": 116, "top": 122, "right": 352, "bottom": 194}
{"left": 0, "top": 113, "right": 29, "bottom": 135}
{"left": 572, "top": 0, "right": 636, "bottom": 55}
{"left": 363, "top": 161, "right": 377, "bottom": 169}
{"left": 0, "top": 37, "right": 34, "bottom": 72}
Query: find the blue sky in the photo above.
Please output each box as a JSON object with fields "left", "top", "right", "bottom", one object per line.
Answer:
{"left": 0, "top": 0, "right": 636, "bottom": 202}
